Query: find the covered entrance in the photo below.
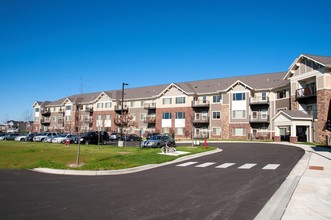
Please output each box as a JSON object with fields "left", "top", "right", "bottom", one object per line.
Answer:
{"left": 273, "top": 110, "right": 313, "bottom": 143}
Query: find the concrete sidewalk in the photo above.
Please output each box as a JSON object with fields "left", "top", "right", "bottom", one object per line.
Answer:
{"left": 281, "top": 145, "right": 331, "bottom": 220}
{"left": 256, "top": 143, "right": 331, "bottom": 220}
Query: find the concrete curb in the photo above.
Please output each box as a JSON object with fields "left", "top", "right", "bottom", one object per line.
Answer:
{"left": 255, "top": 143, "right": 312, "bottom": 220}
{"left": 31, "top": 148, "right": 222, "bottom": 176}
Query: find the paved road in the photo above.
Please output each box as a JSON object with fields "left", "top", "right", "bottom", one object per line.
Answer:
{"left": 0, "top": 143, "right": 304, "bottom": 220}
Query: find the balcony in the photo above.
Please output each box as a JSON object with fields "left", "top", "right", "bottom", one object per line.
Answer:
{"left": 85, "top": 107, "right": 93, "bottom": 113}
{"left": 296, "top": 86, "right": 316, "bottom": 100}
{"left": 115, "top": 104, "right": 129, "bottom": 113}
{"left": 41, "top": 109, "right": 51, "bottom": 116}
{"left": 84, "top": 118, "right": 93, "bottom": 123}
{"left": 249, "top": 114, "right": 270, "bottom": 123}
{"left": 41, "top": 118, "right": 51, "bottom": 125}
{"left": 301, "top": 110, "right": 318, "bottom": 119}
{"left": 249, "top": 97, "right": 269, "bottom": 105}
{"left": 144, "top": 103, "right": 156, "bottom": 110}
{"left": 192, "top": 116, "right": 210, "bottom": 124}
{"left": 144, "top": 116, "right": 156, "bottom": 124}
{"left": 192, "top": 100, "right": 210, "bottom": 108}
{"left": 192, "top": 133, "right": 209, "bottom": 139}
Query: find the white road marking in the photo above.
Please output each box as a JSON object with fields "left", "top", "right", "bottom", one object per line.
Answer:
{"left": 238, "top": 163, "right": 257, "bottom": 169}
{"left": 176, "top": 162, "right": 198, "bottom": 167}
{"left": 215, "top": 163, "right": 236, "bottom": 168}
{"left": 195, "top": 162, "right": 216, "bottom": 167}
{"left": 262, "top": 164, "right": 280, "bottom": 170}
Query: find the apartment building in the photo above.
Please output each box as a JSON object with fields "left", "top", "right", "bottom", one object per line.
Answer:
{"left": 32, "top": 54, "right": 331, "bottom": 143}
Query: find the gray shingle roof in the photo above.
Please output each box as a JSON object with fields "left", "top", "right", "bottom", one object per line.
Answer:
{"left": 303, "top": 54, "right": 331, "bottom": 66}
{"left": 44, "top": 71, "right": 289, "bottom": 106}
{"left": 282, "top": 110, "right": 313, "bottom": 119}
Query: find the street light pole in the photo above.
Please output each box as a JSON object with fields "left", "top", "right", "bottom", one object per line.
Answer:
{"left": 121, "top": 83, "right": 128, "bottom": 140}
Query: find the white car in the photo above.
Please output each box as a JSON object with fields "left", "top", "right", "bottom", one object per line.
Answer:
{"left": 51, "top": 134, "right": 72, "bottom": 143}
{"left": 33, "top": 132, "right": 59, "bottom": 142}
{"left": 15, "top": 135, "right": 28, "bottom": 141}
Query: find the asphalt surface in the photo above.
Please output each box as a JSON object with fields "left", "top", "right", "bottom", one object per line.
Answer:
{"left": 0, "top": 142, "right": 304, "bottom": 220}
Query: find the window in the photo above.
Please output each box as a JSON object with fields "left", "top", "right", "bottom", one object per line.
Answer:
{"left": 162, "top": 98, "right": 172, "bottom": 105}
{"left": 277, "top": 90, "right": 287, "bottom": 99}
{"left": 53, "top": 116, "right": 56, "bottom": 122}
{"left": 105, "top": 102, "right": 112, "bottom": 108}
{"left": 176, "top": 112, "right": 185, "bottom": 119}
{"left": 277, "top": 107, "right": 287, "bottom": 112}
{"left": 175, "top": 127, "right": 184, "bottom": 135}
{"left": 232, "top": 128, "right": 246, "bottom": 136}
{"left": 140, "top": 113, "right": 146, "bottom": 121}
{"left": 35, "top": 108, "right": 39, "bottom": 112}
{"left": 97, "top": 115, "right": 102, "bottom": 120}
{"left": 261, "top": 109, "right": 268, "bottom": 119}
{"left": 212, "top": 127, "right": 221, "bottom": 135}
{"left": 213, "top": 95, "right": 221, "bottom": 103}
{"left": 162, "top": 112, "right": 172, "bottom": 119}
{"left": 34, "top": 117, "right": 39, "bottom": 122}
{"left": 105, "top": 115, "right": 111, "bottom": 120}
{"left": 65, "top": 105, "right": 71, "bottom": 110}
{"left": 130, "top": 101, "right": 135, "bottom": 107}
{"left": 65, "top": 116, "right": 71, "bottom": 121}
{"left": 176, "top": 97, "right": 185, "bottom": 104}
{"left": 213, "top": 111, "right": 221, "bottom": 119}
{"left": 261, "top": 92, "right": 267, "bottom": 100}
{"left": 233, "top": 93, "right": 246, "bottom": 101}
{"left": 141, "top": 100, "right": 146, "bottom": 107}
{"left": 97, "top": 103, "right": 104, "bottom": 108}
{"left": 232, "top": 110, "right": 246, "bottom": 119}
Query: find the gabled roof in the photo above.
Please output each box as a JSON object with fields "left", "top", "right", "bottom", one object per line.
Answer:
{"left": 285, "top": 54, "right": 331, "bottom": 80}
{"left": 39, "top": 71, "right": 289, "bottom": 106}
{"left": 272, "top": 110, "right": 313, "bottom": 121}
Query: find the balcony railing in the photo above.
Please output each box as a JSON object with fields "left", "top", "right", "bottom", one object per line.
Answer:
{"left": 85, "top": 107, "right": 93, "bottom": 113}
{"left": 84, "top": 118, "right": 93, "bottom": 123}
{"left": 41, "top": 109, "right": 51, "bottom": 115}
{"left": 296, "top": 87, "right": 316, "bottom": 99}
{"left": 115, "top": 105, "right": 129, "bottom": 112}
{"left": 192, "top": 116, "right": 209, "bottom": 124}
{"left": 192, "top": 133, "right": 209, "bottom": 139}
{"left": 144, "top": 116, "right": 156, "bottom": 123}
{"left": 249, "top": 114, "right": 270, "bottom": 123}
{"left": 249, "top": 97, "right": 269, "bottom": 105}
{"left": 144, "top": 103, "right": 156, "bottom": 110}
{"left": 41, "top": 118, "right": 51, "bottom": 124}
{"left": 192, "top": 100, "right": 210, "bottom": 108}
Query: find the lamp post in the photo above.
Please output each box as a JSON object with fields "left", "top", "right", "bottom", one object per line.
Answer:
{"left": 121, "top": 83, "right": 128, "bottom": 140}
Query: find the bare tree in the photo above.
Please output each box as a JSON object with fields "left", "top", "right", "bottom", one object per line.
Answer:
{"left": 114, "top": 112, "right": 137, "bottom": 140}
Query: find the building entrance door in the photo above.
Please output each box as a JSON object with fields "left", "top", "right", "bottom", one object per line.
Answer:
{"left": 296, "top": 126, "right": 308, "bottom": 142}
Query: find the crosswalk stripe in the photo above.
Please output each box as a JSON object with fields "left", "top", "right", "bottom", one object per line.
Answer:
{"left": 195, "top": 162, "right": 216, "bottom": 167}
{"left": 176, "top": 162, "right": 198, "bottom": 167}
{"left": 263, "top": 164, "right": 280, "bottom": 170}
{"left": 238, "top": 163, "right": 257, "bottom": 169}
{"left": 215, "top": 163, "right": 236, "bottom": 168}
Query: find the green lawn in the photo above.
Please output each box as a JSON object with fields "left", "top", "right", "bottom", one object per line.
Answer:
{"left": 0, "top": 141, "right": 215, "bottom": 170}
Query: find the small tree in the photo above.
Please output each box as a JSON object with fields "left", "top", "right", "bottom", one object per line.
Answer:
{"left": 114, "top": 112, "right": 137, "bottom": 140}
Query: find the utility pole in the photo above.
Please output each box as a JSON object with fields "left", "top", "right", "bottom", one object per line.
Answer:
{"left": 121, "top": 83, "right": 128, "bottom": 140}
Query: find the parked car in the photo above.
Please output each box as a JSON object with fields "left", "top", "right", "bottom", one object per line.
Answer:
{"left": 141, "top": 135, "right": 176, "bottom": 148}
{"left": 63, "top": 135, "right": 78, "bottom": 145}
{"left": 43, "top": 134, "right": 62, "bottom": 143}
{"left": 33, "top": 132, "right": 59, "bottom": 142}
{"left": 25, "top": 133, "right": 38, "bottom": 142}
{"left": 0, "top": 133, "right": 19, "bottom": 141}
{"left": 109, "top": 132, "right": 120, "bottom": 141}
{"left": 80, "top": 131, "right": 109, "bottom": 145}
{"left": 146, "top": 132, "right": 160, "bottom": 140}
{"left": 51, "top": 133, "right": 70, "bottom": 143}
{"left": 15, "top": 134, "right": 28, "bottom": 141}
{"left": 124, "top": 134, "right": 142, "bottom": 142}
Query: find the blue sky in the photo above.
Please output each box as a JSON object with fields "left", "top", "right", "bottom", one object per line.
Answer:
{"left": 1, "top": 0, "right": 331, "bottom": 122}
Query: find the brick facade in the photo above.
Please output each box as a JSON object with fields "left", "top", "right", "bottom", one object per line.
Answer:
{"left": 317, "top": 89, "right": 331, "bottom": 144}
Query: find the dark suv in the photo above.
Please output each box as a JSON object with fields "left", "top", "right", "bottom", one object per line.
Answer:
{"left": 79, "top": 131, "right": 109, "bottom": 145}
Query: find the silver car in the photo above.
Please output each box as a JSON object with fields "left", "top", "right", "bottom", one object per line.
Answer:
{"left": 141, "top": 135, "right": 176, "bottom": 148}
